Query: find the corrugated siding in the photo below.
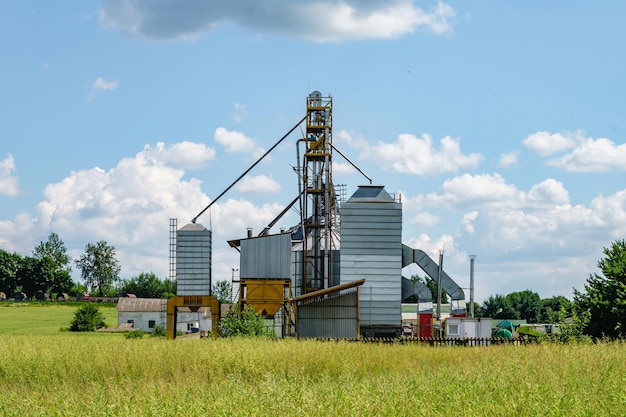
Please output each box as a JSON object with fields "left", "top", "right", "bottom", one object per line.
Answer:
{"left": 298, "top": 290, "right": 358, "bottom": 339}
{"left": 176, "top": 226, "right": 212, "bottom": 296}
{"left": 340, "top": 198, "right": 402, "bottom": 327}
{"left": 291, "top": 249, "right": 341, "bottom": 297}
{"left": 241, "top": 233, "right": 292, "bottom": 279}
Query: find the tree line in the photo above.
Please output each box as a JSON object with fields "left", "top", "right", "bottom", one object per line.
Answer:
{"left": 0, "top": 232, "right": 175, "bottom": 300}
{"left": 1, "top": 233, "right": 625, "bottom": 338}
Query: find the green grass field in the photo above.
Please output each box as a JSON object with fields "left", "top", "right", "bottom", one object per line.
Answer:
{"left": 0, "top": 305, "right": 624, "bottom": 416}
{"left": 0, "top": 302, "right": 118, "bottom": 335}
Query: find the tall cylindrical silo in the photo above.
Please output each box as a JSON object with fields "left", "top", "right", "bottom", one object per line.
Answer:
{"left": 176, "top": 223, "right": 212, "bottom": 296}
{"left": 340, "top": 185, "right": 402, "bottom": 329}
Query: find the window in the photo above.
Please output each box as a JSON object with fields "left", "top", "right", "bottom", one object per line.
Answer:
{"left": 448, "top": 324, "right": 459, "bottom": 336}
{"left": 148, "top": 320, "right": 156, "bottom": 329}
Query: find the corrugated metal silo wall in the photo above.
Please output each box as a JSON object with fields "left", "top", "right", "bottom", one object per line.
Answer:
{"left": 241, "top": 233, "right": 291, "bottom": 279}
{"left": 291, "top": 249, "right": 340, "bottom": 297}
{"left": 298, "top": 290, "right": 358, "bottom": 339}
{"left": 340, "top": 201, "right": 402, "bottom": 327}
{"left": 176, "top": 224, "right": 212, "bottom": 296}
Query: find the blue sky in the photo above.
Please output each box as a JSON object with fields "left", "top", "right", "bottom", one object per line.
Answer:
{"left": 1, "top": 1, "right": 625, "bottom": 303}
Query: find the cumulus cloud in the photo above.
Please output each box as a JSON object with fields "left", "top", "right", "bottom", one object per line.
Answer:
{"left": 497, "top": 150, "right": 519, "bottom": 168}
{"left": 418, "top": 174, "right": 571, "bottom": 211}
{"left": 547, "top": 136, "right": 626, "bottom": 172}
{"left": 0, "top": 154, "right": 19, "bottom": 196}
{"left": 142, "top": 141, "right": 216, "bottom": 170}
{"left": 234, "top": 175, "right": 281, "bottom": 194}
{"left": 93, "top": 77, "right": 120, "bottom": 90}
{"left": 214, "top": 127, "right": 258, "bottom": 154}
{"left": 19, "top": 141, "right": 292, "bottom": 279}
{"left": 524, "top": 130, "right": 626, "bottom": 172}
{"left": 410, "top": 212, "right": 441, "bottom": 227}
{"left": 365, "top": 133, "right": 483, "bottom": 176}
{"left": 99, "top": 0, "right": 456, "bottom": 42}
{"left": 523, "top": 131, "right": 578, "bottom": 156}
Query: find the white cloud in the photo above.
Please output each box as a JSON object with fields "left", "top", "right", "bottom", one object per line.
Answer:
{"left": 547, "top": 136, "right": 626, "bottom": 172}
{"left": 523, "top": 130, "right": 626, "bottom": 172}
{"left": 528, "top": 178, "right": 569, "bottom": 204}
{"left": 93, "top": 77, "right": 120, "bottom": 90}
{"left": 497, "top": 150, "right": 519, "bottom": 168}
{"left": 410, "top": 212, "right": 441, "bottom": 227}
{"left": 99, "top": 0, "right": 456, "bottom": 42}
{"left": 214, "top": 127, "right": 258, "bottom": 154}
{"left": 0, "top": 154, "right": 19, "bottom": 196}
{"left": 365, "top": 133, "right": 483, "bottom": 175}
{"left": 523, "top": 131, "right": 578, "bottom": 156}
{"left": 17, "top": 142, "right": 293, "bottom": 280}
{"left": 461, "top": 211, "right": 477, "bottom": 234}
{"left": 142, "top": 141, "right": 216, "bottom": 170}
{"left": 234, "top": 175, "right": 281, "bottom": 194}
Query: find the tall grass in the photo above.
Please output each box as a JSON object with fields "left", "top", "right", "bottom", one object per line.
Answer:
{"left": 0, "top": 336, "right": 624, "bottom": 416}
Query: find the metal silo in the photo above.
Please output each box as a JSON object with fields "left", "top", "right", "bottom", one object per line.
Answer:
{"left": 340, "top": 185, "right": 402, "bottom": 335}
{"left": 176, "top": 222, "right": 212, "bottom": 296}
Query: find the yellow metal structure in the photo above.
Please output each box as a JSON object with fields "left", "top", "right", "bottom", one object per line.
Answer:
{"left": 166, "top": 295, "right": 221, "bottom": 339}
{"left": 238, "top": 279, "right": 291, "bottom": 318}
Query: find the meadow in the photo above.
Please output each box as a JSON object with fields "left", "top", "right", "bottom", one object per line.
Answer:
{"left": 0, "top": 305, "right": 624, "bottom": 416}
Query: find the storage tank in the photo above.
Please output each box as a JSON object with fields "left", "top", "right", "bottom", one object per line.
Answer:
{"left": 340, "top": 185, "right": 402, "bottom": 335}
{"left": 176, "top": 223, "right": 212, "bottom": 296}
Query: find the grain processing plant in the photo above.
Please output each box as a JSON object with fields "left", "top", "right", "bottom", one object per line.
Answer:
{"left": 166, "top": 91, "right": 466, "bottom": 339}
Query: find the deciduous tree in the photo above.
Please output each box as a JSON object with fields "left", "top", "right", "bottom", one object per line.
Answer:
{"left": 75, "top": 241, "right": 121, "bottom": 296}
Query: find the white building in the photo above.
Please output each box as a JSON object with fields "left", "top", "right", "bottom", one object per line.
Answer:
{"left": 117, "top": 297, "right": 213, "bottom": 334}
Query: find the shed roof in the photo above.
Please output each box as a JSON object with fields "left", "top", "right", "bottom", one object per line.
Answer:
{"left": 117, "top": 297, "right": 166, "bottom": 312}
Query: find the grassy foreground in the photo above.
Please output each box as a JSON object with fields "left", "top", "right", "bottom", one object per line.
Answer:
{"left": 0, "top": 334, "right": 625, "bottom": 417}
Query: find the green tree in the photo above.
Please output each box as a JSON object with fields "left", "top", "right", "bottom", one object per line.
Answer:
{"left": 33, "top": 232, "right": 71, "bottom": 274}
{"left": 507, "top": 290, "right": 542, "bottom": 323}
{"left": 69, "top": 304, "right": 106, "bottom": 332}
{"left": 0, "top": 250, "right": 21, "bottom": 295}
{"left": 573, "top": 239, "right": 626, "bottom": 338}
{"left": 481, "top": 294, "right": 518, "bottom": 319}
{"left": 541, "top": 295, "right": 572, "bottom": 323}
{"left": 212, "top": 280, "right": 233, "bottom": 304}
{"left": 75, "top": 241, "right": 121, "bottom": 296}
{"left": 117, "top": 272, "right": 170, "bottom": 298}
{"left": 218, "top": 305, "right": 273, "bottom": 337}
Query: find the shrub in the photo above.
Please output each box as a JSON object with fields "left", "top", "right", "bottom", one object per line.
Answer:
{"left": 152, "top": 324, "right": 166, "bottom": 337}
{"left": 125, "top": 330, "right": 145, "bottom": 339}
{"left": 69, "top": 304, "right": 106, "bottom": 332}
{"left": 218, "top": 305, "right": 274, "bottom": 337}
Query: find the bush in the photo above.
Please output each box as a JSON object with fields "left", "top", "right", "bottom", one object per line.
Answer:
{"left": 152, "top": 324, "right": 166, "bottom": 337}
{"left": 69, "top": 304, "right": 106, "bottom": 332}
{"left": 125, "top": 330, "right": 145, "bottom": 339}
{"left": 218, "top": 305, "right": 274, "bottom": 337}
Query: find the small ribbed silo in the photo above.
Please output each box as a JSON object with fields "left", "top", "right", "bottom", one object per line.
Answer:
{"left": 176, "top": 223, "right": 212, "bottom": 296}
{"left": 340, "top": 185, "right": 402, "bottom": 336}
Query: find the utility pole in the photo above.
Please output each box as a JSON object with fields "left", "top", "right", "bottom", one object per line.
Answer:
{"left": 469, "top": 255, "right": 476, "bottom": 318}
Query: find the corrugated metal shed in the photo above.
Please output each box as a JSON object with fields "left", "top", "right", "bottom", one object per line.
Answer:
{"left": 340, "top": 185, "right": 402, "bottom": 327}
{"left": 297, "top": 290, "right": 359, "bottom": 339}
{"left": 240, "top": 233, "right": 291, "bottom": 279}
{"left": 176, "top": 222, "right": 212, "bottom": 296}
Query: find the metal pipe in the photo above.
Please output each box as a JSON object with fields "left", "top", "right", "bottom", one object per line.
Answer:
{"left": 436, "top": 250, "right": 444, "bottom": 326}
